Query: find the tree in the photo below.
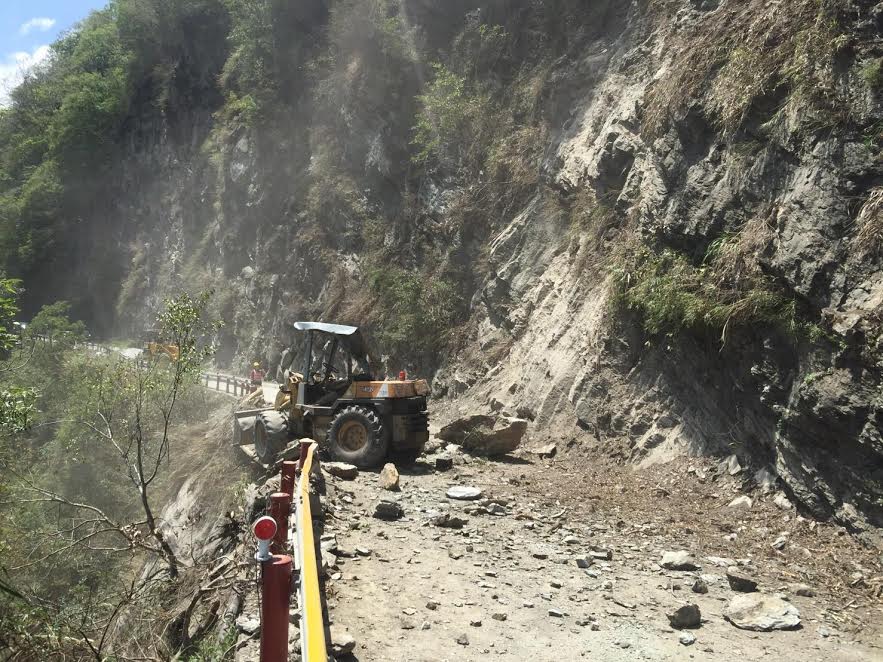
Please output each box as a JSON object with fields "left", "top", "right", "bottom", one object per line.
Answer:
{"left": 25, "top": 300, "right": 87, "bottom": 348}
{"left": 0, "top": 291, "right": 221, "bottom": 659}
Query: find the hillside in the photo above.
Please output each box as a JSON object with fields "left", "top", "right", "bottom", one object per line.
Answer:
{"left": 0, "top": 0, "right": 881, "bottom": 560}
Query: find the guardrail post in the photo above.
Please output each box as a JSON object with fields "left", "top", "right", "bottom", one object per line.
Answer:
{"left": 216, "top": 374, "right": 221, "bottom": 390}
{"left": 225, "top": 377, "right": 230, "bottom": 394}
{"left": 297, "top": 440, "right": 312, "bottom": 470}
{"left": 261, "top": 554, "right": 292, "bottom": 662}
{"left": 280, "top": 461, "right": 297, "bottom": 501}
{"left": 269, "top": 492, "right": 290, "bottom": 554}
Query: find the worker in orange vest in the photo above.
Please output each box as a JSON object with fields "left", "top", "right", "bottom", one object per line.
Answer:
{"left": 250, "top": 362, "right": 265, "bottom": 390}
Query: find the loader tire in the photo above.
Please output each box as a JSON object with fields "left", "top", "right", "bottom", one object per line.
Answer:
{"left": 326, "top": 406, "right": 388, "bottom": 468}
{"left": 254, "top": 410, "right": 289, "bottom": 465}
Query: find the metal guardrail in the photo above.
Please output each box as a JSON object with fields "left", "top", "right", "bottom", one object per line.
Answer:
{"left": 199, "top": 372, "right": 253, "bottom": 398}
{"left": 294, "top": 443, "right": 328, "bottom": 662}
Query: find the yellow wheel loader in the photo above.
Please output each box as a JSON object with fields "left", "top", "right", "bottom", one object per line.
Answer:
{"left": 233, "top": 322, "right": 430, "bottom": 467}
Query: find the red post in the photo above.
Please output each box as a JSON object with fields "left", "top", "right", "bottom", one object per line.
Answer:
{"left": 260, "top": 554, "right": 292, "bottom": 662}
{"left": 280, "top": 462, "right": 297, "bottom": 501}
{"left": 268, "top": 492, "right": 290, "bottom": 554}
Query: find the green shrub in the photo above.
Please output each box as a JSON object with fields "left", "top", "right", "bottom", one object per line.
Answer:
{"left": 412, "top": 63, "right": 491, "bottom": 167}
{"left": 365, "top": 265, "right": 459, "bottom": 369}
{"left": 611, "top": 243, "right": 808, "bottom": 344}
{"left": 862, "top": 57, "right": 883, "bottom": 92}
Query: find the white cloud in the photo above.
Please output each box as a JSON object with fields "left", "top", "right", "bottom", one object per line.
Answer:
{"left": 0, "top": 45, "right": 52, "bottom": 106}
{"left": 19, "top": 17, "right": 56, "bottom": 36}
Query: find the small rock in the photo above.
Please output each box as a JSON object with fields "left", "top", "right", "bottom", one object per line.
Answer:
{"left": 661, "top": 551, "right": 699, "bottom": 571}
{"left": 492, "top": 612, "right": 507, "bottom": 621}
{"left": 771, "top": 536, "right": 787, "bottom": 550}
{"left": 590, "top": 548, "right": 613, "bottom": 561}
{"left": 421, "top": 621, "right": 431, "bottom": 630}
{"left": 692, "top": 578, "right": 708, "bottom": 594}
{"left": 402, "top": 608, "right": 416, "bottom": 616}
{"left": 534, "top": 443, "right": 557, "bottom": 458}
{"left": 456, "top": 633, "right": 469, "bottom": 646}
{"left": 548, "top": 608, "right": 565, "bottom": 617}
{"left": 726, "top": 567, "right": 758, "bottom": 593}
{"left": 667, "top": 604, "right": 701, "bottom": 629}
{"left": 773, "top": 492, "right": 793, "bottom": 510}
{"left": 426, "top": 600, "right": 440, "bottom": 610}
{"left": 323, "top": 462, "right": 359, "bottom": 480}
{"left": 373, "top": 500, "right": 404, "bottom": 520}
{"left": 523, "top": 601, "right": 534, "bottom": 608}
{"left": 379, "top": 463, "right": 400, "bottom": 491}
{"left": 446, "top": 486, "right": 483, "bottom": 501}
{"left": 400, "top": 619, "right": 415, "bottom": 630}
{"left": 575, "top": 556, "right": 593, "bottom": 569}
{"left": 679, "top": 632, "right": 696, "bottom": 646}
{"left": 792, "top": 584, "right": 816, "bottom": 597}
{"left": 235, "top": 615, "right": 260, "bottom": 635}
{"left": 435, "top": 456, "right": 454, "bottom": 471}
{"left": 329, "top": 627, "right": 356, "bottom": 656}
{"left": 355, "top": 547, "right": 372, "bottom": 557}
{"left": 432, "top": 513, "right": 468, "bottom": 529}
{"left": 550, "top": 581, "right": 562, "bottom": 589}
{"left": 448, "top": 548, "right": 464, "bottom": 560}
{"left": 727, "top": 496, "right": 753, "bottom": 510}
{"left": 470, "top": 619, "right": 482, "bottom": 627}
{"left": 723, "top": 594, "right": 801, "bottom": 631}
{"left": 721, "top": 454, "right": 742, "bottom": 475}
{"left": 590, "top": 622, "right": 601, "bottom": 631}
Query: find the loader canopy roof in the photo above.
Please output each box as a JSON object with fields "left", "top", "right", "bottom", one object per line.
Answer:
{"left": 293, "top": 321, "right": 368, "bottom": 359}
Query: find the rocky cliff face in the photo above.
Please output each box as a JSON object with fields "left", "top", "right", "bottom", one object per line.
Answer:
{"left": 53, "top": 1, "right": 883, "bottom": 531}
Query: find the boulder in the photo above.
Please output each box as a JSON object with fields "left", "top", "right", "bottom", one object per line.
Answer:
{"left": 373, "top": 500, "right": 403, "bottom": 520}
{"left": 661, "top": 551, "right": 699, "bottom": 570}
{"left": 723, "top": 594, "right": 801, "bottom": 631}
{"left": 727, "top": 495, "right": 753, "bottom": 509}
{"left": 379, "top": 463, "right": 400, "bottom": 491}
{"left": 324, "top": 462, "right": 359, "bottom": 480}
{"left": 329, "top": 626, "right": 356, "bottom": 655}
{"left": 446, "top": 486, "right": 483, "bottom": 500}
{"left": 667, "top": 604, "right": 701, "bottom": 629}
{"left": 726, "top": 567, "right": 758, "bottom": 593}
{"left": 437, "top": 414, "right": 528, "bottom": 455}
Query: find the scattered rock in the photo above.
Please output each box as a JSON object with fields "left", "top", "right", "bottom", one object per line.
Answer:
{"left": 661, "top": 551, "right": 699, "bottom": 570}
{"left": 792, "top": 584, "right": 816, "bottom": 597}
{"left": 679, "top": 632, "right": 696, "bottom": 646}
{"left": 727, "top": 495, "right": 753, "bottom": 510}
{"left": 426, "top": 600, "right": 440, "bottom": 610}
{"left": 590, "top": 548, "right": 613, "bottom": 561}
{"left": 446, "top": 486, "right": 483, "bottom": 501}
{"left": 721, "top": 454, "right": 742, "bottom": 475}
{"left": 235, "top": 615, "right": 260, "bottom": 635}
{"left": 379, "top": 463, "right": 400, "bottom": 491}
{"left": 355, "top": 546, "right": 372, "bottom": 557}
{"left": 548, "top": 608, "right": 565, "bottom": 617}
{"left": 323, "top": 462, "right": 359, "bottom": 480}
{"left": 421, "top": 621, "right": 431, "bottom": 630}
{"left": 575, "top": 555, "right": 594, "bottom": 569}
{"left": 726, "top": 567, "right": 758, "bottom": 593}
{"left": 773, "top": 492, "right": 793, "bottom": 510}
{"left": 373, "top": 500, "right": 403, "bottom": 520}
{"left": 533, "top": 443, "right": 557, "bottom": 458}
{"left": 754, "top": 467, "right": 777, "bottom": 493}
{"left": 771, "top": 535, "right": 788, "bottom": 550}
{"left": 437, "top": 414, "right": 528, "bottom": 455}
{"left": 456, "top": 633, "right": 469, "bottom": 646}
{"left": 667, "top": 604, "right": 701, "bottom": 629}
{"left": 692, "top": 578, "right": 708, "bottom": 594}
{"left": 492, "top": 612, "right": 507, "bottom": 621}
{"left": 329, "top": 627, "right": 356, "bottom": 656}
{"left": 435, "top": 456, "right": 454, "bottom": 471}
{"left": 723, "top": 594, "right": 801, "bottom": 631}
{"left": 432, "top": 513, "right": 468, "bottom": 529}
{"left": 470, "top": 618, "right": 482, "bottom": 627}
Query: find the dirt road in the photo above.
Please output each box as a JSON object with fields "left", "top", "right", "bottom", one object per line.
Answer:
{"left": 319, "top": 448, "right": 883, "bottom": 662}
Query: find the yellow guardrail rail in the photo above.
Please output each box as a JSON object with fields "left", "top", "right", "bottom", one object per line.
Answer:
{"left": 295, "top": 443, "right": 328, "bottom": 661}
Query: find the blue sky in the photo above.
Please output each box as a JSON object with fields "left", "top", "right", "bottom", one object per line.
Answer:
{"left": 0, "top": 0, "right": 109, "bottom": 104}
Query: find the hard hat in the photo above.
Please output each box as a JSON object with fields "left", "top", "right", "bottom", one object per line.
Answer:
{"left": 253, "top": 362, "right": 260, "bottom": 367}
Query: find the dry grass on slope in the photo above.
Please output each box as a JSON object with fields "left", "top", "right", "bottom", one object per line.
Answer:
{"left": 644, "top": 0, "right": 847, "bottom": 137}
{"left": 853, "top": 186, "right": 883, "bottom": 257}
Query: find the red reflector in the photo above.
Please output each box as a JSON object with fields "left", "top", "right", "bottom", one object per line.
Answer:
{"left": 253, "top": 515, "right": 277, "bottom": 541}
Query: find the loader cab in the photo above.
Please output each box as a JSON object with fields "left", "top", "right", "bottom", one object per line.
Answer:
{"left": 294, "top": 321, "right": 372, "bottom": 408}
